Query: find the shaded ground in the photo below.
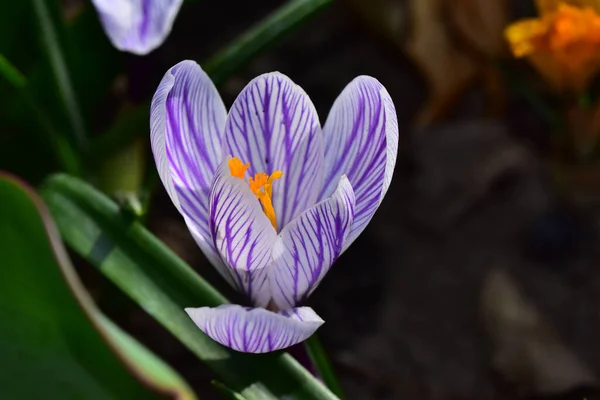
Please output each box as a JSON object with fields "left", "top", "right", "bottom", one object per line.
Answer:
{"left": 88, "top": 1, "right": 600, "bottom": 399}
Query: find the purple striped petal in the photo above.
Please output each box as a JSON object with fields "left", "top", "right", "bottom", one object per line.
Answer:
{"left": 222, "top": 72, "right": 324, "bottom": 231}
{"left": 209, "top": 160, "right": 277, "bottom": 307}
{"left": 91, "top": 0, "right": 183, "bottom": 55}
{"left": 150, "top": 60, "right": 229, "bottom": 280}
{"left": 185, "top": 305, "right": 324, "bottom": 353}
{"left": 270, "top": 176, "right": 355, "bottom": 310}
{"left": 319, "top": 76, "right": 398, "bottom": 250}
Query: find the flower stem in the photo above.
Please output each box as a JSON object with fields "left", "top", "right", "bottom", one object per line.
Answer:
{"left": 31, "top": 0, "right": 89, "bottom": 150}
{"left": 304, "top": 334, "right": 345, "bottom": 399}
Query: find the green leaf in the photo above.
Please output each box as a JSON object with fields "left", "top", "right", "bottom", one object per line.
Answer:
{"left": 0, "top": 53, "right": 82, "bottom": 176}
{"left": 304, "top": 335, "right": 345, "bottom": 399}
{"left": 0, "top": 53, "right": 26, "bottom": 88}
{"left": 40, "top": 173, "right": 339, "bottom": 400}
{"left": 30, "top": 0, "right": 88, "bottom": 149}
{"left": 211, "top": 380, "right": 248, "bottom": 400}
{"left": 0, "top": 1, "right": 122, "bottom": 182}
{"left": 204, "top": 0, "right": 334, "bottom": 85}
{"left": 0, "top": 172, "right": 197, "bottom": 400}
{"left": 0, "top": 2, "right": 31, "bottom": 58}
{"left": 61, "top": 4, "right": 123, "bottom": 129}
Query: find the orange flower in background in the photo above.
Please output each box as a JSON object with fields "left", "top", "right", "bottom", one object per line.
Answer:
{"left": 505, "top": 0, "right": 600, "bottom": 92}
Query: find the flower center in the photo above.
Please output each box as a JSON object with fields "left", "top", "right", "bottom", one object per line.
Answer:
{"left": 228, "top": 157, "right": 283, "bottom": 230}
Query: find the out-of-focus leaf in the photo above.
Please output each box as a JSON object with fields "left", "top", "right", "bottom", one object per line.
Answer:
{"left": 305, "top": 335, "right": 345, "bottom": 399}
{"left": 449, "top": 0, "right": 509, "bottom": 58}
{"left": 0, "top": 1, "right": 122, "bottom": 183}
{"left": 405, "top": 0, "right": 479, "bottom": 125}
{"left": 0, "top": 2, "right": 30, "bottom": 52}
{"left": 0, "top": 53, "right": 26, "bottom": 88}
{"left": 211, "top": 380, "right": 248, "bottom": 400}
{"left": 404, "top": 0, "right": 508, "bottom": 125}
{"left": 61, "top": 4, "right": 123, "bottom": 128}
{"left": 31, "top": 0, "right": 88, "bottom": 149}
{"left": 0, "top": 173, "right": 197, "bottom": 400}
{"left": 0, "top": 2, "right": 56, "bottom": 182}
{"left": 24, "top": 0, "right": 122, "bottom": 131}
{"left": 96, "top": 138, "right": 146, "bottom": 198}
{"left": 204, "top": 0, "right": 333, "bottom": 84}
{"left": 89, "top": 104, "right": 149, "bottom": 169}
{"left": 481, "top": 269, "right": 597, "bottom": 395}
{"left": 0, "top": 54, "right": 82, "bottom": 177}
{"left": 343, "top": 0, "right": 406, "bottom": 48}
{"left": 40, "top": 173, "right": 339, "bottom": 400}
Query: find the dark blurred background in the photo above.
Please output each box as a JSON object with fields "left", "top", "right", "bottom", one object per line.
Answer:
{"left": 5, "top": 0, "right": 600, "bottom": 399}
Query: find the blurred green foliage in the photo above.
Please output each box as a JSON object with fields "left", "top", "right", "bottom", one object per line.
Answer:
{"left": 41, "top": 173, "right": 338, "bottom": 400}
{"left": 0, "top": 1, "right": 121, "bottom": 181}
{"left": 0, "top": 173, "right": 196, "bottom": 399}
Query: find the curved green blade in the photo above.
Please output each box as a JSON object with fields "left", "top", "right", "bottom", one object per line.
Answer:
{"left": 0, "top": 172, "right": 197, "bottom": 400}
{"left": 40, "top": 173, "right": 339, "bottom": 400}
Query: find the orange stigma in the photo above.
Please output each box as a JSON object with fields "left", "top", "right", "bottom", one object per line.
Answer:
{"left": 228, "top": 157, "right": 283, "bottom": 230}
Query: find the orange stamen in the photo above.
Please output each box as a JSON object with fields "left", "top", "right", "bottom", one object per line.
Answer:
{"left": 228, "top": 157, "right": 283, "bottom": 230}
{"left": 228, "top": 157, "right": 250, "bottom": 178}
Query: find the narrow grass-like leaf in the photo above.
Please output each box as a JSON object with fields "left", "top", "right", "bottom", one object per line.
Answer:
{"left": 0, "top": 53, "right": 81, "bottom": 175}
{"left": 211, "top": 381, "right": 248, "bottom": 400}
{"left": 31, "top": 0, "right": 88, "bottom": 149}
{"left": 0, "top": 53, "right": 26, "bottom": 88}
{"left": 40, "top": 173, "right": 339, "bottom": 400}
{"left": 204, "top": 0, "right": 333, "bottom": 85}
{"left": 0, "top": 172, "right": 196, "bottom": 399}
{"left": 305, "top": 335, "right": 345, "bottom": 399}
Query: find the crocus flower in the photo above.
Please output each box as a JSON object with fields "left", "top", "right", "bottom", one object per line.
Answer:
{"left": 150, "top": 60, "right": 398, "bottom": 353}
{"left": 505, "top": 0, "right": 600, "bottom": 92}
{"left": 91, "top": 0, "right": 183, "bottom": 55}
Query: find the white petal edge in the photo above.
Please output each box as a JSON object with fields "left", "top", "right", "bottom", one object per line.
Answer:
{"left": 185, "top": 305, "right": 324, "bottom": 353}
{"left": 319, "top": 76, "right": 398, "bottom": 251}
{"left": 150, "top": 60, "right": 229, "bottom": 281}
{"left": 91, "top": 0, "right": 184, "bottom": 55}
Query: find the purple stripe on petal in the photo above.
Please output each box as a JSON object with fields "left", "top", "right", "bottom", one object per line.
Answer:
{"left": 150, "top": 60, "right": 229, "bottom": 282}
{"left": 91, "top": 0, "right": 184, "bottom": 55}
{"left": 270, "top": 176, "right": 355, "bottom": 310}
{"left": 222, "top": 72, "right": 324, "bottom": 230}
{"left": 185, "top": 305, "right": 324, "bottom": 353}
{"left": 209, "top": 160, "right": 277, "bottom": 306}
{"left": 319, "top": 76, "right": 398, "bottom": 251}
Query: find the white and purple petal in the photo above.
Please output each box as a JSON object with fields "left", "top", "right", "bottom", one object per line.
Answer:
{"left": 319, "top": 76, "right": 398, "bottom": 250}
{"left": 185, "top": 305, "right": 324, "bottom": 353}
{"left": 222, "top": 72, "right": 324, "bottom": 230}
{"left": 209, "top": 160, "right": 277, "bottom": 307}
{"left": 270, "top": 176, "right": 355, "bottom": 310}
{"left": 150, "top": 60, "right": 228, "bottom": 278}
{"left": 91, "top": 0, "right": 183, "bottom": 55}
